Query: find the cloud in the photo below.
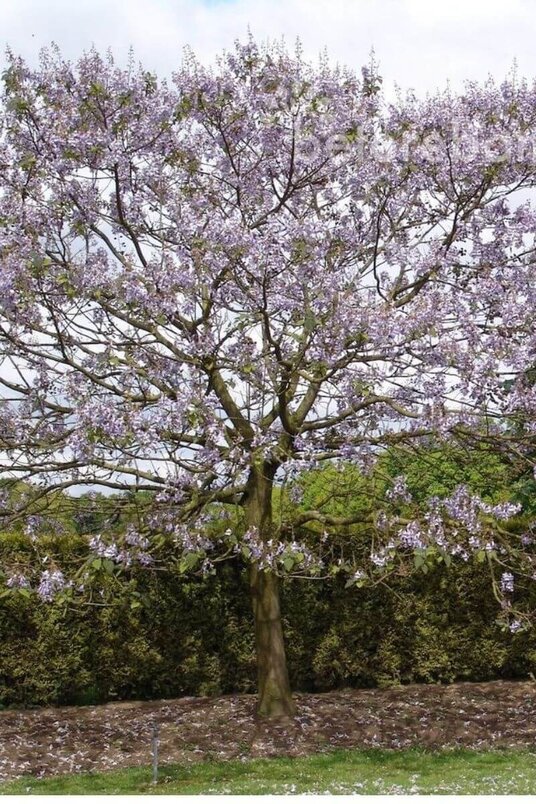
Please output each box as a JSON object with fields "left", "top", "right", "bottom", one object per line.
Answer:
{"left": 0, "top": 0, "right": 535, "bottom": 94}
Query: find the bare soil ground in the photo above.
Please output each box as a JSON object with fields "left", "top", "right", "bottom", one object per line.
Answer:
{"left": 1, "top": 680, "right": 536, "bottom": 782}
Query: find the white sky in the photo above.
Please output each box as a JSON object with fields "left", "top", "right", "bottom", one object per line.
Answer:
{"left": 0, "top": 0, "right": 535, "bottom": 95}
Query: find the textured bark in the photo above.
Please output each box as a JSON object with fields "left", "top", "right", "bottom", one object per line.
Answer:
{"left": 246, "top": 461, "right": 295, "bottom": 719}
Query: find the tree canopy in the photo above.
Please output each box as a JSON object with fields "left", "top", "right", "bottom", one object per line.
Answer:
{"left": 0, "top": 39, "right": 535, "bottom": 715}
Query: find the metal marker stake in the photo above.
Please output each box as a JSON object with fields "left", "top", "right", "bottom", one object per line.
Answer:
{"left": 151, "top": 721, "right": 159, "bottom": 784}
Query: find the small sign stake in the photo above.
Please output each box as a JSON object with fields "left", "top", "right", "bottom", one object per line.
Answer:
{"left": 151, "top": 721, "right": 159, "bottom": 785}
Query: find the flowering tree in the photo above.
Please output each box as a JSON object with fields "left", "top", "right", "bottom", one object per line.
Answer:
{"left": 0, "top": 40, "right": 535, "bottom": 717}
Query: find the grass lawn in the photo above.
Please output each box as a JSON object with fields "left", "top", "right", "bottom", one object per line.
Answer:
{"left": 2, "top": 748, "right": 536, "bottom": 795}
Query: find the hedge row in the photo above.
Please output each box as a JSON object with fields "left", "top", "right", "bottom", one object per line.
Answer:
{"left": 1, "top": 555, "right": 535, "bottom": 707}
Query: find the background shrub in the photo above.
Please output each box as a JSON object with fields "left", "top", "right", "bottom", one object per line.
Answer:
{"left": 1, "top": 554, "right": 534, "bottom": 708}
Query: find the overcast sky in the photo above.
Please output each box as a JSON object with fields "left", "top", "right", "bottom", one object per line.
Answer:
{"left": 1, "top": 0, "right": 536, "bottom": 96}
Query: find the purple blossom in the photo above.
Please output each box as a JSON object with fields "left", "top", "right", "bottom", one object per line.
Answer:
{"left": 125, "top": 526, "right": 149, "bottom": 549}
{"left": 376, "top": 512, "right": 389, "bottom": 531}
{"left": 450, "top": 543, "right": 470, "bottom": 561}
{"left": 398, "top": 521, "right": 425, "bottom": 550}
{"left": 174, "top": 525, "right": 213, "bottom": 553}
{"left": 6, "top": 572, "right": 30, "bottom": 589}
{"left": 387, "top": 476, "right": 412, "bottom": 504}
{"left": 288, "top": 484, "right": 304, "bottom": 504}
{"left": 500, "top": 572, "right": 515, "bottom": 594}
{"left": 89, "top": 534, "right": 119, "bottom": 560}
{"left": 24, "top": 515, "right": 43, "bottom": 538}
{"left": 201, "top": 558, "right": 213, "bottom": 576}
{"left": 443, "top": 486, "right": 481, "bottom": 534}
{"left": 370, "top": 551, "right": 388, "bottom": 567}
{"left": 37, "top": 570, "right": 68, "bottom": 602}
{"left": 115, "top": 550, "right": 133, "bottom": 567}
{"left": 137, "top": 552, "right": 154, "bottom": 566}
{"left": 488, "top": 502, "right": 522, "bottom": 520}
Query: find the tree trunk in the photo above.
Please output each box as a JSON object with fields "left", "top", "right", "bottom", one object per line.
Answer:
{"left": 246, "top": 461, "right": 295, "bottom": 719}
{"left": 249, "top": 563, "right": 295, "bottom": 718}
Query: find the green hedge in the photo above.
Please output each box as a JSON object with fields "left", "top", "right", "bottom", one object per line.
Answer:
{"left": 1, "top": 555, "right": 535, "bottom": 708}
{"left": 2, "top": 444, "right": 533, "bottom": 707}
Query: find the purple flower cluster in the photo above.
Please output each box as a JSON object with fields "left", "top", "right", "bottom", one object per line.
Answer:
{"left": 278, "top": 540, "right": 319, "bottom": 573}
{"left": 24, "top": 515, "right": 43, "bottom": 539}
{"left": 89, "top": 534, "right": 120, "bottom": 560}
{"left": 398, "top": 521, "right": 424, "bottom": 550}
{"left": 442, "top": 486, "right": 482, "bottom": 534}
{"left": 288, "top": 484, "right": 304, "bottom": 504}
{"left": 125, "top": 525, "right": 149, "bottom": 549}
{"left": 500, "top": 572, "right": 515, "bottom": 594}
{"left": 6, "top": 572, "right": 30, "bottom": 589}
{"left": 370, "top": 551, "right": 389, "bottom": 568}
{"left": 173, "top": 524, "right": 213, "bottom": 554}
{"left": 423, "top": 487, "right": 521, "bottom": 556}
{"left": 89, "top": 530, "right": 153, "bottom": 567}
{"left": 37, "top": 570, "right": 68, "bottom": 601}
{"left": 386, "top": 476, "right": 412, "bottom": 504}
{"left": 235, "top": 528, "right": 321, "bottom": 574}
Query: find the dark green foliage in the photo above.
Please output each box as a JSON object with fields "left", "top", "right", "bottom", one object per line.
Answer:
{"left": 296, "top": 567, "right": 510, "bottom": 690}
{"left": 0, "top": 557, "right": 257, "bottom": 707}
{"left": 1, "top": 443, "right": 534, "bottom": 708}
{"left": 1, "top": 555, "right": 535, "bottom": 707}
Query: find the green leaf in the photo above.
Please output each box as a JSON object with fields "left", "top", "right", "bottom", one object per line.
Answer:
{"left": 20, "top": 153, "right": 36, "bottom": 171}
{"left": 304, "top": 310, "right": 317, "bottom": 331}
{"left": 179, "top": 552, "right": 201, "bottom": 573}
